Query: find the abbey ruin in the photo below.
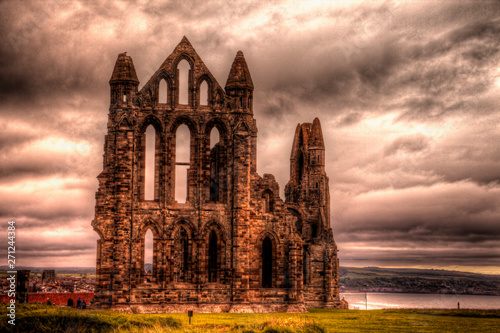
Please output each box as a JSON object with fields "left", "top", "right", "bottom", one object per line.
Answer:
{"left": 91, "top": 37, "right": 343, "bottom": 313}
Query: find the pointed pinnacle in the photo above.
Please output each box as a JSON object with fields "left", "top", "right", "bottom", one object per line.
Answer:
{"left": 180, "top": 36, "right": 192, "bottom": 45}
{"left": 225, "top": 50, "right": 254, "bottom": 90}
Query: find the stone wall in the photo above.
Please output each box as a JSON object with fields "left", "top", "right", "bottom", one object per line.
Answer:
{"left": 27, "top": 293, "right": 94, "bottom": 306}
{"left": 0, "top": 293, "right": 94, "bottom": 306}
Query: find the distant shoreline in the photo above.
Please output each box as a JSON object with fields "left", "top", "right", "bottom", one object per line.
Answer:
{"left": 341, "top": 291, "right": 500, "bottom": 296}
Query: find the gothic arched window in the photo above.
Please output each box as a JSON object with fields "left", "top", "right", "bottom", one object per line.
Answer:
{"left": 208, "top": 230, "right": 218, "bottom": 282}
{"left": 302, "top": 247, "right": 308, "bottom": 285}
{"left": 262, "top": 236, "right": 273, "bottom": 288}
{"left": 311, "top": 223, "right": 318, "bottom": 239}
{"left": 200, "top": 80, "right": 208, "bottom": 106}
{"left": 159, "top": 78, "right": 168, "bottom": 104}
{"left": 263, "top": 190, "right": 273, "bottom": 213}
{"left": 144, "top": 125, "right": 156, "bottom": 200}
{"left": 175, "top": 124, "right": 190, "bottom": 203}
{"left": 178, "top": 60, "right": 190, "bottom": 105}
{"left": 209, "top": 127, "right": 221, "bottom": 202}
{"left": 297, "top": 151, "right": 304, "bottom": 184}
{"left": 144, "top": 229, "right": 154, "bottom": 280}
{"left": 179, "top": 227, "right": 189, "bottom": 282}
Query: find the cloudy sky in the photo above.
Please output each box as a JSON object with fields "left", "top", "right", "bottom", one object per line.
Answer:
{"left": 1, "top": 0, "right": 499, "bottom": 274}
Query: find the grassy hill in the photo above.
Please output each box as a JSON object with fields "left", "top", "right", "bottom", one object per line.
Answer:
{"left": 1, "top": 304, "right": 499, "bottom": 332}
{"left": 340, "top": 267, "right": 500, "bottom": 295}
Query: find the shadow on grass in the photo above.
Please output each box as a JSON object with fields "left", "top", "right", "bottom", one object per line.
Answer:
{"left": 1, "top": 303, "right": 181, "bottom": 333}
{"left": 1, "top": 304, "right": 329, "bottom": 333}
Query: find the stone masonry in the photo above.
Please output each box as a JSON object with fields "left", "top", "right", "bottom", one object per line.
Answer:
{"left": 92, "top": 37, "right": 343, "bottom": 313}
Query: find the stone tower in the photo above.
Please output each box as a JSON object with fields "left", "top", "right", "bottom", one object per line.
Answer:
{"left": 285, "top": 119, "right": 339, "bottom": 307}
{"left": 92, "top": 37, "right": 342, "bottom": 313}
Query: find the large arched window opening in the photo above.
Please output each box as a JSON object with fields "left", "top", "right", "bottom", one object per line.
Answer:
{"left": 209, "top": 127, "right": 221, "bottom": 202}
{"left": 159, "top": 78, "right": 168, "bottom": 104}
{"left": 311, "top": 223, "right": 318, "bottom": 239}
{"left": 179, "top": 227, "right": 189, "bottom": 282}
{"left": 175, "top": 124, "right": 190, "bottom": 203}
{"left": 297, "top": 151, "right": 304, "bottom": 184}
{"left": 262, "top": 237, "right": 273, "bottom": 288}
{"left": 145, "top": 125, "right": 156, "bottom": 200}
{"left": 200, "top": 80, "right": 209, "bottom": 106}
{"left": 288, "top": 208, "right": 302, "bottom": 235}
{"left": 144, "top": 229, "right": 154, "bottom": 280}
{"left": 210, "top": 127, "right": 220, "bottom": 148}
{"left": 302, "top": 247, "right": 308, "bottom": 285}
{"left": 178, "top": 60, "right": 190, "bottom": 105}
{"left": 208, "top": 230, "right": 218, "bottom": 282}
{"left": 262, "top": 190, "right": 273, "bottom": 213}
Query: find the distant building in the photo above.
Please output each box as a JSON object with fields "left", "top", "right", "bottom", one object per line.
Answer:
{"left": 42, "top": 270, "right": 55, "bottom": 284}
{"left": 92, "top": 37, "right": 343, "bottom": 313}
{"left": 16, "top": 270, "right": 30, "bottom": 303}
{"left": 61, "top": 281, "right": 75, "bottom": 293}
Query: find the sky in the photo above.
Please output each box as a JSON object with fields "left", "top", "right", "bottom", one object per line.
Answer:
{"left": 1, "top": 0, "right": 499, "bottom": 274}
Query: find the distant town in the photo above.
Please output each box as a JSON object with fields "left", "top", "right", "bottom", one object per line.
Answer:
{"left": 7, "top": 270, "right": 94, "bottom": 294}
{"left": 0, "top": 267, "right": 95, "bottom": 306}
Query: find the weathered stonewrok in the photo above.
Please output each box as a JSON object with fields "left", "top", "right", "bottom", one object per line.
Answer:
{"left": 92, "top": 37, "right": 344, "bottom": 313}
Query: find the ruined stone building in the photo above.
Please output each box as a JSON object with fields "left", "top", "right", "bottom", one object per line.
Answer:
{"left": 42, "top": 269, "right": 55, "bottom": 284}
{"left": 92, "top": 37, "right": 342, "bottom": 312}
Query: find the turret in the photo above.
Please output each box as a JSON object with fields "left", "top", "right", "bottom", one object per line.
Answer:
{"left": 109, "top": 52, "right": 139, "bottom": 107}
{"left": 285, "top": 118, "right": 329, "bottom": 239}
{"left": 225, "top": 51, "right": 254, "bottom": 113}
{"left": 308, "top": 117, "right": 325, "bottom": 169}
{"left": 287, "top": 118, "right": 325, "bottom": 188}
{"left": 310, "top": 118, "right": 325, "bottom": 149}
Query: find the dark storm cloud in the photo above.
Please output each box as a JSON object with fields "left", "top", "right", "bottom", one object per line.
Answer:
{"left": 0, "top": 111, "right": 102, "bottom": 184}
{"left": 383, "top": 134, "right": 430, "bottom": 156}
{"left": 15, "top": 226, "right": 99, "bottom": 266}
{"left": 0, "top": 152, "right": 99, "bottom": 181}
{"left": 259, "top": 91, "right": 296, "bottom": 118}
{"left": 0, "top": 125, "right": 39, "bottom": 152}
{"left": 262, "top": 3, "right": 500, "bottom": 123}
{"left": 141, "top": 0, "right": 263, "bottom": 21}
{"left": 0, "top": 0, "right": 147, "bottom": 111}
{"left": 392, "top": 18, "right": 500, "bottom": 121}
{"left": 0, "top": 161, "right": 55, "bottom": 180}
{"left": 20, "top": 233, "right": 96, "bottom": 253}
{"left": 0, "top": 186, "right": 93, "bottom": 222}
{"left": 333, "top": 180, "right": 500, "bottom": 266}
{"left": 373, "top": 119, "right": 500, "bottom": 187}
{"left": 420, "top": 132, "right": 500, "bottom": 185}
{"left": 340, "top": 218, "right": 500, "bottom": 243}
{"left": 336, "top": 112, "right": 363, "bottom": 127}
{"left": 341, "top": 245, "right": 500, "bottom": 267}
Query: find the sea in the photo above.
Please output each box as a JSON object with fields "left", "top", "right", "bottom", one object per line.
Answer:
{"left": 340, "top": 293, "right": 500, "bottom": 310}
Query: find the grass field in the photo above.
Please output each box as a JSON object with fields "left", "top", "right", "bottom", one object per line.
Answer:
{"left": 1, "top": 304, "right": 499, "bottom": 332}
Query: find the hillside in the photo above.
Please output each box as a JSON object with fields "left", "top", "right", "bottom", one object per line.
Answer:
{"left": 2, "top": 304, "right": 500, "bottom": 333}
{"left": 340, "top": 267, "right": 500, "bottom": 296}
{"left": 2, "top": 265, "right": 499, "bottom": 296}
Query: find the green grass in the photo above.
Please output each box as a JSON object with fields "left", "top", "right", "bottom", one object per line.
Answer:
{"left": 1, "top": 304, "right": 499, "bottom": 332}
